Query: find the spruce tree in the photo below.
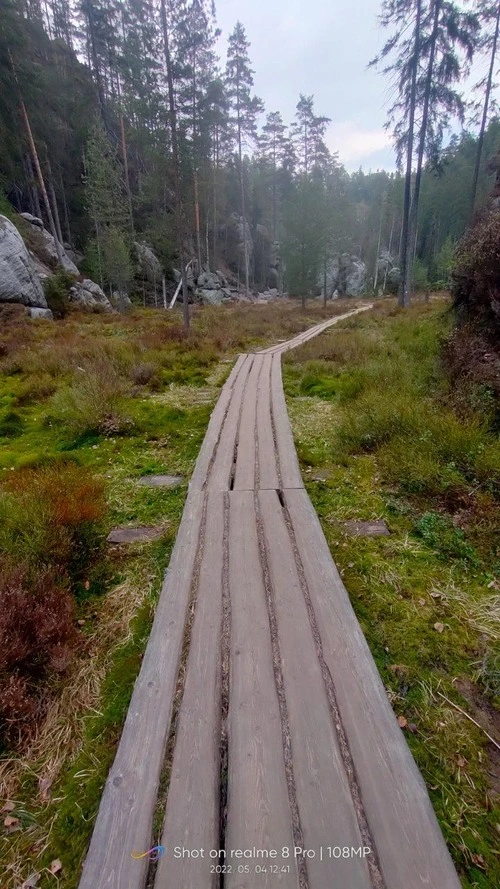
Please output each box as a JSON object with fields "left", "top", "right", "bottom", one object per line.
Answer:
{"left": 225, "top": 21, "right": 263, "bottom": 297}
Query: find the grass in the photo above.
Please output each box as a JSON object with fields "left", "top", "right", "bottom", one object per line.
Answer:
{"left": 283, "top": 297, "right": 500, "bottom": 888}
{"left": 0, "top": 297, "right": 356, "bottom": 888}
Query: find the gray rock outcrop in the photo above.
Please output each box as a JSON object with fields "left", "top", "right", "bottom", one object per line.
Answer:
{"left": 340, "top": 253, "right": 367, "bottom": 296}
{"left": 198, "top": 288, "right": 232, "bottom": 305}
{"left": 69, "top": 279, "right": 113, "bottom": 312}
{"left": 21, "top": 214, "right": 78, "bottom": 274}
{"left": 0, "top": 216, "right": 48, "bottom": 308}
{"left": 135, "top": 242, "right": 162, "bottom": 284}
{"left": 28, "top": 307, "right": 53, "bottom": 320}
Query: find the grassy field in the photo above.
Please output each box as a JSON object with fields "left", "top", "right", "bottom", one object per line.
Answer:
{"left": 282, "top": 298, "right": 499, "bottom": 889}
{"left": 0, "top": 298, "right": 353, "bottom": 889}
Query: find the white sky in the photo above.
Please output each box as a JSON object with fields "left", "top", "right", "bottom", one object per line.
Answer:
{"left": 215, "top": 0, "right": 491, "bottom": 173}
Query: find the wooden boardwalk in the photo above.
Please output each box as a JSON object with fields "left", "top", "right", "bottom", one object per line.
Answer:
{"left": 78, "top": 307, "right": 461, "bottom": 889}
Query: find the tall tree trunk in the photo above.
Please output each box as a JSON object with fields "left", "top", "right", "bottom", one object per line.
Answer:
{"left": 471, "top": 1, "right": 500, "bottom": 217}
{"left": 47, "top": 159, "right": 63, "bottom": 245}
{"left": 373, "top": 191, "right": 385, "bottom": 292}
{"left": 192, "top": 47, "right": 202, "bottom": 275}
{"left": 398, "top": 0, "right": 422, "bottom": 308}
{"left": 160, "top": 0, "right": 190, "bottom": 329}
{"left": 59, "top": 171, "right": 72, "bottom": 244}
{"left": 407, "top": 0, "right": 441, "bottom": 301}
{"left": 19, "top": 100, "right": 63, "bottom": 264}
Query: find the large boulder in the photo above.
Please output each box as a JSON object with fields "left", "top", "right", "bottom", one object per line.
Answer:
{"left": 338, "top": 253, "right": 367, "bottom": 297}
{"left": 0, "top": 216, "right": 48, "bottom": 308}
{"left": 21, "top": 214, "right": 78, "bottom": 274}
{"left": 28, "top": 307, "right": 53, "bottom": 320}
{"left": 20, "top": 212, "right": 43, "bottom": 229}
{"left": 69, "top": 279, "right": 113, "bottom": 312}
{"left": 198, "top": 288, "right": 232, "bottom": 305}
{"left": 134, "top": 242, "right": 162, "bottom": 284}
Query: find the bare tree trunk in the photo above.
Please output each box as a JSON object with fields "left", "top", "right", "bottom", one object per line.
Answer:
{"left": 160, "top": 0, "right": 190, "bottom": 329}
{"left": 398, "top": 0, "right": 422, "bottom": 308}
{"left": 471, "top": 1, "right": 500, "bottom": 217}
{"left": 18, "top": 96, "right": 63, "bottom": 264}
{"left": 59, "top": 171, "right": 72, "bottom": 244}
{"left": 383, "top": 215, "right": 395, "bottom": 293}
{"left": 323, "top": 254, "right": 327, "bottom": 307}
{"left": 194, "top": 170, "right": 202, "bottom": 273}
{"left": 407, "top": 0, "right": 441, "bottom": 301}
{"left": 47, "top": 159, "right": 63, "bottom": 245}
{"left": 373, "top": 192, "right": 385, "bottom": 293}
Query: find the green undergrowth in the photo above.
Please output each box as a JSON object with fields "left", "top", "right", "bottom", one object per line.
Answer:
{"left": 0, "top": 299, "right": 357, "bottom": 888}
{"left": 283, "top": 298, "right": 500, "bottom": 888}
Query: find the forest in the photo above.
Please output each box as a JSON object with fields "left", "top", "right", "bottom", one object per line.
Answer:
{"left": 1, "top": 0, "right": 500, "bottom": 313}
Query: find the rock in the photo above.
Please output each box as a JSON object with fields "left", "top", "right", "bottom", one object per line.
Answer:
{"left": 138, "top": 474, "right": 183, "bottom": 488}
{"left": 28, "top": 307, "right": 53, "bottom": 320}
{"left": 28, "top": 251, "right": 52, "bottom": 282}
{"left": 21, "top": 214, "right": 78, "bottom": 274}
{"left": 197, "top": 288, "right": 232, "bottom": 305}
{"left": 63, "top": 243, "right": 84, "bottom": 267}
{"left": 134, "top": 242, "right": 162, "bottom": 284}
{"left": 386, "top": 267, "right": 401, "bottom": 294}
{"left": 107, "top": 526, "right": 164, "bottom": 544}
{"left": 111, "top": 291, "right": 133, "bottom": 310}
{"left": 338, "top": 253, "right": 367, "bottom": 297}
{"left": 344, "top": 520, "right": 390, "bottom": 537}
{"left": 197, "top": 270, "right": 222, "bottom": 290}
{"left": 0, "top": 216, "right": 48, "bottom": 308}
{"left": 215, "top": 270, "right": 229, "bottom": 288}
{"left": 69, "top": 279, "right": 113, "bottom": 312}
{"left": 20, "top": 212, "right": 43, "bottom": 228}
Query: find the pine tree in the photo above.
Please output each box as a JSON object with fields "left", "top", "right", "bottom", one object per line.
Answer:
{"left": 225, "top": 21, "right": 263, "bottom": 297}
{"left": 470, "top": 1, "right": 500, "bottom": 216}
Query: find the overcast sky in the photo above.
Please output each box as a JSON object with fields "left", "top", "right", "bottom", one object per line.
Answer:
{"left": 215, "top": 0, "right": 395, "bottom": 172}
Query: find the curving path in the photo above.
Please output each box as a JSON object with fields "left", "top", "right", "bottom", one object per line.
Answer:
{"left": 78, "top": 306, "right": 460, "bottom": 889}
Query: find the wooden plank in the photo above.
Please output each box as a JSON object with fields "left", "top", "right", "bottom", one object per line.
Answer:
{"left": 190, "top": 354, "right": 248, "bottom": 491}
{"left": 226, "top": 491, "right": 298, "bottom": 888}
{"left": 208, "top": 355, "right": 254, "bottom": 491}
{"left": 233, "top": 355, "right": 264, "bottom": 490}
{"left": 270, "top": 355, "right": 303, "bottom": 489}
{"left": 78, "top": 489, "right": 205, "bottom": 889}
{"left": 155, "top": 491, "right": 224, "bottom": 889}
{"left": 284, "top": 488, "right": 462, "bottom": 889}
{"left": 256, "top": 354, "right": 280, "bottom": 490}
{"left": 259, "top": 306, "right": 372, "bottom": 357}
{"left": 258, "top": 489, "right": 372, "bottom": 889}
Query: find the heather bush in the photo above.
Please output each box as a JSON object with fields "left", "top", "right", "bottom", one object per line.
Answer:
{"left": 0, "top": 564, "right": 76, "bottom": 748}
{"left": 0, "top": 463, "right": 106, "bottom": 584}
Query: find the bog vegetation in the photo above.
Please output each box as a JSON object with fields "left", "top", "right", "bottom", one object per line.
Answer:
{"left": 283, "top": 299, "right": 499, "bottom": 888}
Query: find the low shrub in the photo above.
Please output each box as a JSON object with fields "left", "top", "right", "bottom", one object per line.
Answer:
{"left": 48, "top": 357, "right": 131, "bottom": 436}
{"left": 414, "top": 512, "right": 480, "bottom": 565}
{"left": 0, "top": 463, "right": 106, "bottom": 585}
{"left": 0, "top": 408, "right": 23, "bottom": 437}
{"left": 0, "top": 563, "right": 76, "bottom": 749}
{"left": 43, "top": 270, "right": 75, "bottom": 318}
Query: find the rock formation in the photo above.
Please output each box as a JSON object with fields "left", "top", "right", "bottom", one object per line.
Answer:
{"left": 0, "top": 216, "right": 49, "bottom": 309}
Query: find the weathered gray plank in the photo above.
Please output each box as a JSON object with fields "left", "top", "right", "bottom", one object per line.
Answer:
{"left": 154, "top": 491, "right": 224, "bottom": 889}
{"left": 78, "top": 489, "right": 205, "bottom": 889}
{"left": 259, "top": 306, "right": 372, "bottom": 356}
{"left": 190, "top": 354, "right": 248, "bottom": 491}
{"left": 270, "top": 355, "right": 303, "bottom": 489}
{"left": 256, "top": 354, "right": 280, "bottom": 490}
{"left": 233, "top": 355, "right": 264, "bottom": 490}
{"left": 226, "top": 491, "right": 298, "bottom": 888}
{"left": 284, "top": 487, "right": 462, "bottom": 889}
{"left": 209, "top": 355, "right": 254, "bottom": 491}
{"left": 258, "top": 489, "right": 372, "bottom": 889}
